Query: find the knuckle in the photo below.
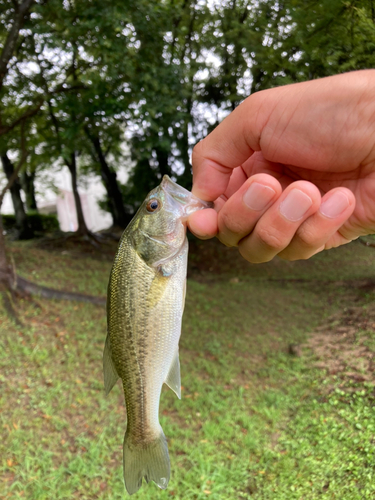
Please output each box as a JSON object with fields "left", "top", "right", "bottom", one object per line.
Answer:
{"left": 279, "top": 242, "right": 325, "bottom": 262}
{"left": 256, "top": 226, "right": 286, "bottom": 251}
{"left": 238, "top": 243, "right": 272, "bottom": 263}
{"left": 219, "top": 210, "right": 244, "bottom": 238}
{"left": 294, "top": 225, "right": 317, "bottom": 248}
{"left": 217, "top": 232, "right": 237, "bottom": 248}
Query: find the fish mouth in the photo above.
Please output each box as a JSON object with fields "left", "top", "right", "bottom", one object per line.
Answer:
{"left": 161, "top": 175, "right": 213, "bottom": 217}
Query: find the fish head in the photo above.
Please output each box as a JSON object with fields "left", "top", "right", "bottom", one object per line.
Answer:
{"left": 129, "top": 175, "right": 213, "bottom": 267}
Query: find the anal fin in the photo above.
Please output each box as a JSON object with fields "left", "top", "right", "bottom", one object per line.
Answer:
{"left": 103, "top": 334, "right": 119, "bottom": 395}
{"left": 164, "top": 350, "right": 181, "bottom": 399}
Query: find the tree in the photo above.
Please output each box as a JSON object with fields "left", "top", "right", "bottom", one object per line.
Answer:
{"left": 31, "top": 0, "right": 138, "bottom": 230}
{"left": 126, "top": 0, "right": 258, "bottom": 201}
{"left": 0, "top": 0, "right": 44, "bottom": 135}
{"left": 127, "top": 0, "right": 214, "bottom": 201}
{"left": 0, "top": 0, "right": 41, "bottom": 304}
{"left": 247, "top": 0, "right": 375, "bottom": 91}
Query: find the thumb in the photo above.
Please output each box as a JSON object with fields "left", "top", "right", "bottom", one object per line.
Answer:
{"left": 191, "top": 97, "right": 262, "bottom": 201}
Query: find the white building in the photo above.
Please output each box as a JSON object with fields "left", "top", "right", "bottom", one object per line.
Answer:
{"left": 1, "top": 165, "right": 129, "bottom": 232}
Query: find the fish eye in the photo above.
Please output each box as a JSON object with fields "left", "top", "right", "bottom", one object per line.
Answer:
{"left": 146, "top": 199, "right": 161, "bottom": 213}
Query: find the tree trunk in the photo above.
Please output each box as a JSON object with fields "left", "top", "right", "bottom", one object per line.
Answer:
{"left": 21, "top": 169, "right": 38, "bottom": 212}
{"left": 65, "top": 152, "right": 89, "bottom": 236}
{"left": 177, "top": 137, "right": 192, "bottom": 190}
{"left": 0, "top": 202, "right": 18, "bottom": 325}
{"left": 88, "top": 134, "right": 129, "bottom": 228}
{"left": 0, "top": 213, "right": 11, "bottom": 287}
{"left": 155, "top": 144, "right": 172, "bottom": 178}
{"left": 177, "top": 102, "right": 193, "bottom": 190}
{"left": 1, "top": 154, "right": 33, "bottom": 239}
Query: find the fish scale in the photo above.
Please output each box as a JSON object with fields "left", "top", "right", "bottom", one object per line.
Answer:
{"left": 103, "top": 175, "right": 212, "bottom": 495}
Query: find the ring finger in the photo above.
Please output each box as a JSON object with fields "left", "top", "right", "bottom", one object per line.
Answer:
{"left": 277, "top": 188, "right": 355, "bottom": 260}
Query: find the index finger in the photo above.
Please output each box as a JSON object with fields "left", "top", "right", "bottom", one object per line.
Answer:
{"left": 191, "top": 97, "right": 263, "bottom": 201}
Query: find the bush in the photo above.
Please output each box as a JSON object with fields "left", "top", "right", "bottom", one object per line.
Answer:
{"left": 2, "top": 213, "right": 59, "bottom": 234}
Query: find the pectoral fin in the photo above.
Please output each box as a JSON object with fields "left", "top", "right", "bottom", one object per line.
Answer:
{"left": 164, "top": 350, "right": 181, "bottom": 399}
{"left": 147, "top": 273, "right": 170, "bottom": 308}
{"left": 103, "top": 334, "right": 119, "bottom": 395}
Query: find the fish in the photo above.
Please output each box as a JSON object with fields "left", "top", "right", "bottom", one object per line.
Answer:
{"left": 103, "top": 175, "right": 212, "bottom": 495}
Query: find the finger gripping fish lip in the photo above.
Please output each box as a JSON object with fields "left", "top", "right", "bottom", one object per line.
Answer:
{"left": 161, "top": 174, "right": 214, "bottom": 213}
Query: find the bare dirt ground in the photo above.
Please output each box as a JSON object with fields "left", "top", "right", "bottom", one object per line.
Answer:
{"left": 302, "top": 303, "right": 375, "bottom": 385}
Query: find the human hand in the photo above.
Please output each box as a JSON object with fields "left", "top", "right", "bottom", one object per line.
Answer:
{"left": 188, "top": 70, "right": 375, "bottom": 262}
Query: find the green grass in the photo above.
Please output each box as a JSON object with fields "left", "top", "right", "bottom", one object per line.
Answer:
{"left": 1, "top": 238, "right": 375, "bottom": 499}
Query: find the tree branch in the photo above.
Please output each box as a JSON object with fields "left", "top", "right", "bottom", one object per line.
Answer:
{"left": 0, "top": 0, "right": 35, "bottom": 91}
{"left": 0, "top": 99, "right": 43, "bottom": 137}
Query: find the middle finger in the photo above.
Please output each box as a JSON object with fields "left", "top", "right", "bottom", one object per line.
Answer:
{"left": 238, "top": 181, "right": 321, "bottom": 263}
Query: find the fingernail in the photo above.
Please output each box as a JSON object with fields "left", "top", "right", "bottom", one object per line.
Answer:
{"left": 280, "top": 189, "right": 312, "bottom": 221}
{"left": 320, "top": 191, "right": 349, "bottom": 218}
{"left": 243, "top": 183, "right": 276, "bottom": 211}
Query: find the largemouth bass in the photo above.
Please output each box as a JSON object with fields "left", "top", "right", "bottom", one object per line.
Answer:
{"left": 104, "top": 175, "right": 212, "bottom": 495}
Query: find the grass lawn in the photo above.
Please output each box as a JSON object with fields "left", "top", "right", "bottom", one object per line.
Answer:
{"left": 1, "top": 236, "right": 375, "bottom": 499}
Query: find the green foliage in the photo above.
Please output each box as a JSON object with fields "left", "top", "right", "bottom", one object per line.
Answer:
{"left": 249, "top": 0, "right": 375, "bottom": 91}
{"left": 2, "top": 212, "right": 59, "bottom": 234}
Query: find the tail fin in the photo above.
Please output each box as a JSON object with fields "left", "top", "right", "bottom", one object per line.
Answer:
{"left": 123, "top": 430, "right": 170, "bottom": 495}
